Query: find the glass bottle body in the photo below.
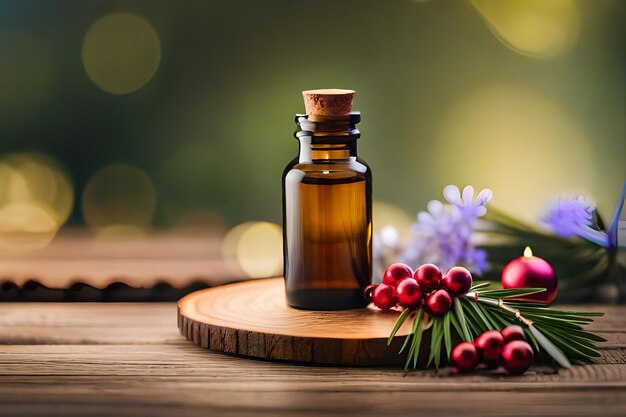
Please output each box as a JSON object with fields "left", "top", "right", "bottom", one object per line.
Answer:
{"left": 282, "top": 114, "right": 372, "bottom": 310}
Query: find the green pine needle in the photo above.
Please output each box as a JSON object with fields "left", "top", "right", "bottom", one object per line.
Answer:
{"left": 389, "top": 287, "right": 604, "bottom": 370}
{"left": 529, "top": 325, "right": 571, "bottom": 368}
{"left": 478, "top": 288, "right": 546, "bottom": 299}
{"left": 453, "top": 298, "right": 473, "bottom": 341}
{"left": 443, "top": 311, "right": 452, "bottom": 359}
{"left": 388, "top": 308, "right": 410, "bottom": 345}
{"left": 470, "top": 282, "right": 492, "bottom": 291}
{"left": 403, "top": 309, "right": 423, "bottom": 369}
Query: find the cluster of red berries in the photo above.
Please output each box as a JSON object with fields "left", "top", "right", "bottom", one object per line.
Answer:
{"left": 451, "top": 326, "right": 534, "bottom": 375}
{"left": 364, "top": 263, "right": 473, "bottom": 315}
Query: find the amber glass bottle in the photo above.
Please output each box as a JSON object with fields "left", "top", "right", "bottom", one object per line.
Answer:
{"left": 282, "top": 89, "right": 372, "bottom": 310}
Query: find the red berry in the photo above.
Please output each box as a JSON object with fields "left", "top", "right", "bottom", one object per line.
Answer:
{"left": 363, "top": 284, "right": 378, "bottom": 302}
{"left": 426, "top": 289, "right": 451, "bottom": 315}
{"left": 500, "top": 340, "right": 534, "bottom": 375}
{"left": 396, "top": 278, "right": 422, "bottom": 309}
{"left": 474, "top": 330, "right": 504, "bottom": 365}
{"left": 444, "top": 266, "right": 473, "bottom": 296}
{"left": 372, "top": 283, "right": 397, "bottom": 310}
{"left": 383, "top": 263, "right": 414, "bottom": 287}
{"left": 451, "top": 342, "right": 479, "bottom": 372}
{"left": 500, "top": 325, "right": 526, "bottom": 344}
{"left": 414, "top": 264, "right": 443, "bottom": 292}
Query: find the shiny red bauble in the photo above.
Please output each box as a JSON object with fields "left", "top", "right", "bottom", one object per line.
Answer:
{"left": 501, "top": 325, "right": 526, "bottom": 344}
{"left": 474, "top": 330, "right": 504, "bottom": 364}
{"left": 501, "top": 252, "right": 557, "bottom": 304}
{"left": 414, "top": 264, "right": 443, "bottom": 292}
{"left": 444, "top": 266, "right": 473, "bottom": 296}
{"left": 426, "top": 289, "right": 452, "bottom": 315}
{"left": 372, "top": 283, "right": 397, "bottom": 310}
{"left": 451, "top": 342, "right": 479, "bottom": 372}
{"left": 383, "top": 263, "right": 414, "bottom": 287}
{"left": 396, "top": 278, "right": 422, "bottom": 309}
{"left": 363, "top": 284, "right": 377, "bottom": 302}
{"left": 500, "top": 340, "right": 534, "bottom": 375}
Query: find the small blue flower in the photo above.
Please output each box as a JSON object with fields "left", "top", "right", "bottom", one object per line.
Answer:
{"left": 543, "top": 197, "right": 610, "bottom": 247}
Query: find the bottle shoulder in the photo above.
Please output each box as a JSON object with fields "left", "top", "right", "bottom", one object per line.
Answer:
{"left": 283, "top": 157, "right": 371, "bottom": 184}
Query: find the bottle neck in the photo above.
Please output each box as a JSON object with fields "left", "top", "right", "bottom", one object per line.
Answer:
{"left": 294, "top": 113, "right": 360, "bottom": 162}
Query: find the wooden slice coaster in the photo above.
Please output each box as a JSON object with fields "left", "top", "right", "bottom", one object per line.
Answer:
{"left": 178, "top": 278, "right": 413, "bottom": 366}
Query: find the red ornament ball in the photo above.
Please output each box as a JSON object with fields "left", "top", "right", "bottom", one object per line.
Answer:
{"left": 372, "top": 283, "right": 397, "bottom": 310}
{"left": 501, "top": 252, "right": 558, "bottom": 304}
{"left": 396, "top": 278, "right": 422, "bottom": 309}
{"left": 363, "top": 284, "right": 377, "bottom": 302}
{"left": 444, "top": 266, "right": 473, "bottom": 296}
{"left": 414, "top": 264, "right": 443, "bottom": 292}
{"left": 501, "top": 325, "right": 526, "bottom": 344}
{"left": 426, "top": 289, "right": 452, "bottom": 315}
{"left": 474, "top": 330, "right": 505, "bottom": 365}
{"left": 500, "top": 340, "right": 534, "bottom": 375}
{"left": 451, "top": 342, "right": 479, "bottom": 372}
{"left": 383, "top": 263, "right": 414, "bottom": 287}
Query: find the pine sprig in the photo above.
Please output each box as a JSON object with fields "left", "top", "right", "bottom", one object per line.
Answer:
{"left": 389, "top": 286, "right": 605, "bottom": 370}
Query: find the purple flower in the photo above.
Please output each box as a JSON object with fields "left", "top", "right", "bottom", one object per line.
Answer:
{"left": 401, "top": 185, "right": 493, "bottom": 275}
{"left": 444, "top": 185, "right": 493, "bottom": 218}
{"left": 543, "top": 197, "right": 609, "bottom": 247}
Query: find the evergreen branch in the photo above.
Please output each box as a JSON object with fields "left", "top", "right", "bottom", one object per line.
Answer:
{"left": 528, "top": 325, "right": 572, "bottom": 368}
{"left": 389, "top": 287, "right": 604, "bottom": 370}
{"left": 443, "top": 311, "right": 452, "bottom": 359}
{"left": 460, "top": 299, "right": 488, "bottom": 333}
{"left": 453, "top": 298, "right": 472, "bottom": 341}
{"left": 388, "top": 308, "right": 410, "bottom": 345}
{"left": 427, "top": 317, "right": 443, "bottom": 369}
{"left": 449, "top": 309, "right": 466, "bottom": 342}
{"left": 468, "top": 292, "right": 573, "bottom": 367}
{"left": 412, "top": 310, "right": 425, "bottom": 369}
{"left": 524, "top": 327, "right": 540, "bottom": 352}
{"left": 477, "top": 288, "right": 546, "bottom": 298}
{"left": 470, "top": 281, "right": 491, "bottom": 291}
{"left": 404, "top": 309, "right": 423, "bottom": 370}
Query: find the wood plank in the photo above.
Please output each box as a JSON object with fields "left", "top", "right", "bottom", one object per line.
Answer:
{"left": 0, "top": 326, "right": 185, "bottom": 345}
{"left": 0, "top": 344, "right": 623, "bottom": 383}
{"left": 2, "top": 326, "right": 624, "bottom": 347}
{"left": 0, "top": 302, "right": 624, "bottom": 416}
{"left": 0, "top": 377, "right": 624, "bottom": 417}
{"left": 0, "top": 303, "right": 176, "bottom": 327}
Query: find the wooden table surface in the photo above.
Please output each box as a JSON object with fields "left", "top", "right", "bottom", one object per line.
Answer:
{"left": 1, "top": 302, "right": 625, "bottom": 416}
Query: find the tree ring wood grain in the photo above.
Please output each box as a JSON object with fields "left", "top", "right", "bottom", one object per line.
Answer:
{"left": 177, "top": 278, "right": 414, "bottom": 366}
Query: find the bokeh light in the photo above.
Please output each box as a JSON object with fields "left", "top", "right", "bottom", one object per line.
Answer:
{"left": 82, "top": 164, "right": 156, "bottom": 236}
{"left": 82, "top": 13, "right": 161, "bottom": 94}
{"left": 222, "top": 221, "right": 283, "bottom": 278}
{"left": 0, "top": 153, "right": 74, "bottom": 224}
{"left": 0, "top": 153, "right": 73, "bottom": 250}
{"left": 471, "top": 0, "right": 579, "bottom": 59}
{"left": 433, "top": 83, "right": 592, "bottom": 221}
{"left": 0, "top": 202, "right": 58, "bottom": 251}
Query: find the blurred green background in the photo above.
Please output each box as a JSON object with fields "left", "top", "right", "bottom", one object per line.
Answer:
{"left": 0, "top": 0, "right": 624, "bottom": 250}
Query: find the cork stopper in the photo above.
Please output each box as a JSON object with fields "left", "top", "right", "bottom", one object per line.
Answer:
{"left": 302, "top": 89, "right": 355, "bottom": 117}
